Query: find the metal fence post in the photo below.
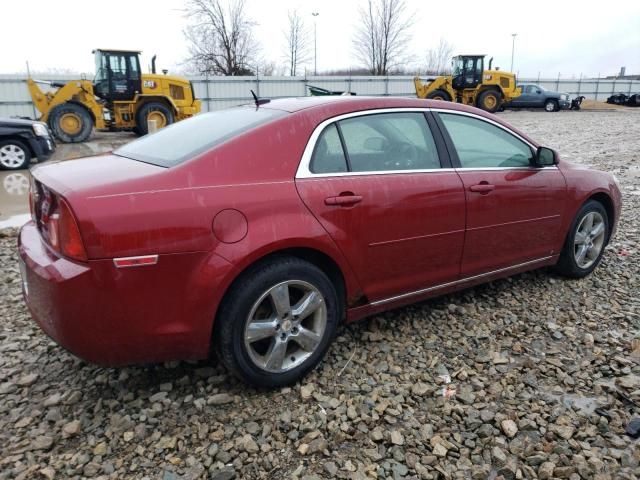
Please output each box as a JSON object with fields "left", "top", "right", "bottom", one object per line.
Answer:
{"left": 256, "top": 69, "right": 260, "bottom": 98}
{"left": 577, "top": 74, "right": 582, "bottom": 96}
{"left": 556, "top": 72, "right": 560, "bottom": 92}
{"left": 205, "top": 74, "right": 210, "bottom": 112}
{"left": 594, "top": 75, "right": 599, "bottom": 101}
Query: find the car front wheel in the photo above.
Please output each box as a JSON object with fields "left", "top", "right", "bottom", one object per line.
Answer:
{"left": 215, "top": 256, "right": 340, "bottom": 387}
{"left": 0, "top": 139, "right": 31, "bottom": 170}
{"left": 555, "top": 200, "right": 609, "bottom": 278}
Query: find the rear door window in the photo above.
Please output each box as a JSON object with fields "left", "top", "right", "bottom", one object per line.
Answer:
{"left": 310, "top": 124, "right": 348, "bottom": 173}
{"left": 115, "top": 107, "right": 285, "bottom": 167}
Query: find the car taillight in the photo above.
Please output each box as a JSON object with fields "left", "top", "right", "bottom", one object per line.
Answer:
{"left": 41, "top": 193, "right": 87, "bottom": 262}
{"left": 56, "top": 198, "right": 87, "bottom": 261}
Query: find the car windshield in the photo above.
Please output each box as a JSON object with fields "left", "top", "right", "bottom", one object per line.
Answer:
{"left": 115, "top": 107, "right": 286, "bottom": 167}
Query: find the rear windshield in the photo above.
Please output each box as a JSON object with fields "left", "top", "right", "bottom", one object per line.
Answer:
{"left": 114, "top": 107, "right": 285, "bottom": 167}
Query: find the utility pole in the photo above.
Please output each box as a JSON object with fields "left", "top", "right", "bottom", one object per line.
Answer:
{"left": 312, "top": 12, "right": 319, "bottom": 75}
{"left": 510, "top": 33, "right": 517, "bottom": 72}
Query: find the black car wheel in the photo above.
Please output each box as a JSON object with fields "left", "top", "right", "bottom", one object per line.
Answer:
{"left": 0, "top": 139, "right": 31, "bottom": 170}
{"left": 544, "top": 99, "right": 559, "bottom": 112}
{"left": 214, "top": 256, "right": 340, "bottom": 387}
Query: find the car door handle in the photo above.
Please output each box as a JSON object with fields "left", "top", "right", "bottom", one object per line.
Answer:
{"left": 324, "top": 194, "right": 363, "bottom": 206}
{"left": 469, "top": 183, "right": 495, "bottom": 193}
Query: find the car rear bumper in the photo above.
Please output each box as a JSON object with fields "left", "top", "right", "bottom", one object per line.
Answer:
{"left": 18, "top": 221, "right": 234, "bottom": 366}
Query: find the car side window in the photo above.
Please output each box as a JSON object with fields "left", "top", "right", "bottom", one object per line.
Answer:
{"left": 338, "top": 113, "right": 440, "bottom": 172}
{"left": 309, "top": 124, "right": 348, "bottom": 174}
{"left": 438, "top": 113, "right": 533, "bottom": 168}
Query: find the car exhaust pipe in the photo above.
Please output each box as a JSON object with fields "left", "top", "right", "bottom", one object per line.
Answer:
{"left": 151, "top": 55, "right": 157, "bottom": 74}
{"left": 489, "top": 57, "right": 493, "bottom": 70}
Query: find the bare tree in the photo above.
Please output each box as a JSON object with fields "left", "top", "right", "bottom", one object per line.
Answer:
{"left": 425, "top": 38, "right": 454, "bottom": 75}
{"left": 353, "top": 0, "right": 414, "bottom": 75}
{"left": 184, "top": 0, "right": 258, "bottom": 75}
{"left": 283, "top": 9, "right": 312, "bottom": 76}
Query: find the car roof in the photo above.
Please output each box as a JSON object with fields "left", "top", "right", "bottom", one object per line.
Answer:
{"left": 256, "top": 96, "right": 539, "bottom": 148}
{"left": 260, "top": 95, "right": 484, "bottom": 115}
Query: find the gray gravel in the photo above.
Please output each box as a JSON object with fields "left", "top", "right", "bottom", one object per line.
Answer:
{"left": 1, "top": 109, "right": 640, "bottom": 479}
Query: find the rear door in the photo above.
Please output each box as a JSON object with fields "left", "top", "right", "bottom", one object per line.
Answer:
{"left": 435, "top": 111, "right": 566, "bottom": 277}
{"left": 295, "top": 110, "right": 466, "bottom": 302}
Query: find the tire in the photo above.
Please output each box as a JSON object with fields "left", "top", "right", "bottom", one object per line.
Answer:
{"left": 477, "top": 90, "right": 502, "bottom": 113}
{"left": 214, "top": 256, "right": 340, "bottom": 387}
{"left": 0, "top": 139, "right": 31, "bottom": 170}
{"left": 135, "top": 102, "right": 174, "bottom": 136}
{"left": 555, "top": 200, "right": 609, "bottom": 278}
{"left": 544, "top": 99, "right": 559, "bottom": 112}
{"left": 426, "top": 89, "right": 452, "bottom": 102}
{"left": 47, "top": 103, "right": 94, "bottom": 143}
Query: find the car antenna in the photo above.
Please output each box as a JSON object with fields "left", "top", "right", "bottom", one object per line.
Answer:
{"left": 250, "top": 89, "right": 270, "bottom": 107}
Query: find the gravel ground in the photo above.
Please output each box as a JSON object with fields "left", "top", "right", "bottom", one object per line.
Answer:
{"left": 1, "top": 109, "right": 639, "bottom": 480}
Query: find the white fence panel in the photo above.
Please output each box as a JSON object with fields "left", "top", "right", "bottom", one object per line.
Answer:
{"left": 1, "top": 74, "right": 639, "bottom": 117}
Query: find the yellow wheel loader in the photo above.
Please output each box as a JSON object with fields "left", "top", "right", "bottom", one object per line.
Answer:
{"left": 414, "top": 55, "right": 521, "bottom": 113}
{"left": 27, "top": 49, "right": 201, "bottom": 143}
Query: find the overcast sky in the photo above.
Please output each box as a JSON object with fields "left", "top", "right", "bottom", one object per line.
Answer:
{"left": 2, "top": 0, "right": 639, "bottom": 78}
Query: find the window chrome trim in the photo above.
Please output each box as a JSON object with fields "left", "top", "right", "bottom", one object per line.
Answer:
{"left": 370, "top": 255, "right": 553, "bottom": 307}
{"left": 296, "top": 108, "right": 437, "bottom": 179}
{"left": 295, "top": 107, "right": 558, "bottom": 178}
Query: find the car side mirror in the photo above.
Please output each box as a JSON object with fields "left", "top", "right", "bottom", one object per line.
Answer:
{"left": 535, "top": 146, "right": 558, "bottom": 167}
{"left": 536, "top": 89, "right": 541, "bottom": 94}
{"left": 363, "top": 137, "right": 386, "bottom": 152}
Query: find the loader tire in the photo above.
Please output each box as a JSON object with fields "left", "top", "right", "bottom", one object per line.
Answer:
{"left": 426, "top": 89, "right": 452, "bottom": 102}
{"left": 477, "top": 90, "right": 502, "bottom": 113}
{"left": 136, "top": 102, "right": 174, "bottom": 136}
{"left": 48, "top": 103, "right": 93, "bottom": 143}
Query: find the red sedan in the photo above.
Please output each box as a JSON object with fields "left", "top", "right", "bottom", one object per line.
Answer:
{"left": 18, "top": 97, "right": 621, "bottom": 387}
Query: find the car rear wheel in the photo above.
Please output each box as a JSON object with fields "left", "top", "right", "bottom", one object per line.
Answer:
{"left": 215, "top": 256, "right": 340, "bottom": 387}
{"left": 0, "top": 139, "right": 31, "bottom": 170}
{"left": 544, "top": 99, "right": 559, "bottom": 112}
{"left": 555, "top": 200, "right": 609, "bottom": 278}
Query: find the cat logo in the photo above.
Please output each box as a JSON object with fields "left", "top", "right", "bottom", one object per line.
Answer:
{"left": 143, "top": 80, "right": 157, "bottom": 89}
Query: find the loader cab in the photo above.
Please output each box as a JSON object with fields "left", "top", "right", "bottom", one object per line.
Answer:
{"left": 451, "top": 55, "right": 485, "bottom": 90}
{"left": 93, "top": 49, "right": 142, "bottom": 102}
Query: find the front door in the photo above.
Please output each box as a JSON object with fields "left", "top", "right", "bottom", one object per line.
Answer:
{"left": 436, "top": 111, "right": 567, "bottom": 277}
{"left": 296, "top": 111, "right": 466, "bottom": 302}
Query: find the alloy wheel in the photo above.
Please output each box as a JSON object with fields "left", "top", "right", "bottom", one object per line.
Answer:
{"left": 574, "top": 211, "right": 606, "bottom": 269}
{"left": 0, "top": 144, "right": 27, "bottom": 169}
{"left": 244, "top": 280, "right": 326, "bottom": 373}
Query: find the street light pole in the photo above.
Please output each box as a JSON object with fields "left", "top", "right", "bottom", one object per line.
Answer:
{"left": 312, "top": 12, "right": 319, "bottom": 75}
{"left": 510, "top": 33, "right": 517, "bottom": 72}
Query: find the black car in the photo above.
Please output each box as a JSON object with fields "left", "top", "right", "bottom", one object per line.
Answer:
{"left": 0, "top": 117, "right": 55, "bottom": 170}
